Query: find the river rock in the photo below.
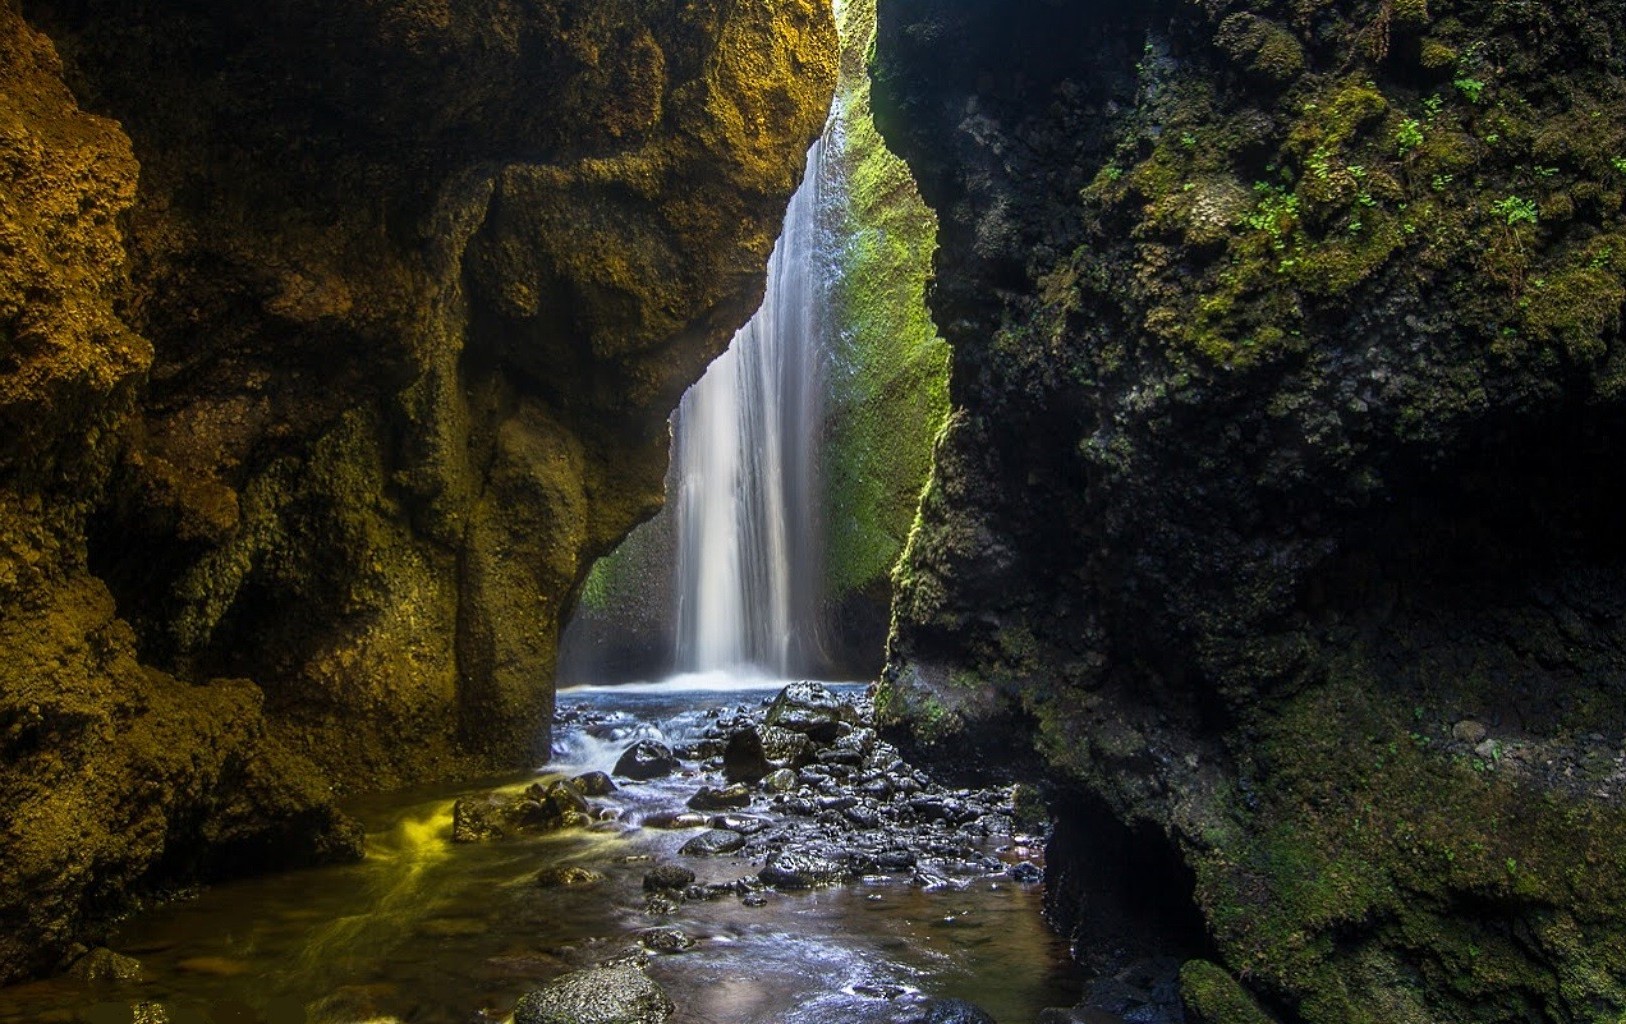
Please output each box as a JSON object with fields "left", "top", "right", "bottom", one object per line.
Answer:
{"left": 766, "top": 682, "right": 856, "bottom": 742}
{"left": 762, "top": 767, "right": 798, "bottom": 792}
{"left": 571, "top": 772, "right": 618, "bottom": 797}
{"left": 722, "top": 728, "right": 772, "bottom": 784}
{"left": 759, "top": 725, "right": 816, "bottom": 766}
{"left": 67, "top": 947, "right": 142, "bottom": 981}
{"left": 679, "top": 829, "right": 747, "bottom": 857}
{"left": 759, "top": 845, "right": 853, "bottom": 888}
{"left": 614, "top": 741, "right": 679, "bottom": 781}
{"left": 452, "top": 794, "right": 515, "bottom": 842}
{"left": 513, "top": 963, "right": 674, "bottom": 1024}
{"left": 643, "top": 811, "right": 710, "bottom": 830}
{"left": 916, "top": 999, "right": 998, "bottom": 1024}
{"left": 643, "top": 865, "right": 696, "bottom": 891}
{"left": 536, "top": 866, "right": 606, "bottom": 889}
{"left": 688, "top": 784, "right": 751, "bottom": 811}
{"left": 638, "top": 927, "right": 696, "bottom": 953}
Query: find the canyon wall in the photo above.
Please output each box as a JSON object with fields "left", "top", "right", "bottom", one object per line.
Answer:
{"left": 872, "top": 0, "right": 1626, "bottom": 1020}
{"left": 0, "top": 0, "right": 835, "bottom": 982}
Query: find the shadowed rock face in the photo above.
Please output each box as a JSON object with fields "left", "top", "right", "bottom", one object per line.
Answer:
{"left": 872, "top": 0, "right": 1626, "bottom": 1019}
{"left": 0, "top": 0, "right": 835, "bottom": 982}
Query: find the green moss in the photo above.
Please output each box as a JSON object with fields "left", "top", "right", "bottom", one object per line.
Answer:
{"left": 1192, "top": 660, "right": 1626, "bottom": 1021}
{"left": 822, "top": 0, "right": 950, "bottom": 604}
{"left": 1181, "top": 960, "right": 1278, "bottom": 1024}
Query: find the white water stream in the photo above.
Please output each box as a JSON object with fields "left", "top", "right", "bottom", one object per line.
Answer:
{"left": 673, "top": 140, "right": 831, "bottom": 677}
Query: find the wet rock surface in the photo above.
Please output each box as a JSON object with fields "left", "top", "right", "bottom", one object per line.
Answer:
{"left": 513, "top": 962, "right": 674, "bottom": 1024}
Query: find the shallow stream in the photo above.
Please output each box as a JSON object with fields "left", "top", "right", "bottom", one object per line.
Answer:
{"left": 0, "top": 679, "right": 1079, "bottom": 1024}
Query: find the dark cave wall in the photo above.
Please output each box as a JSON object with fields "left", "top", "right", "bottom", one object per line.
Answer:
{"left": 872, "top": 0, "right": 1626, "bottom": 1019}
{"left": 0, "top": 0, "right": 836, "bottom": 983}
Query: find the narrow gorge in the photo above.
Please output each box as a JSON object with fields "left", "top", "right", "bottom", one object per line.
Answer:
{"left": 2, "top": 0, "right": 1625, "bottom": 1023}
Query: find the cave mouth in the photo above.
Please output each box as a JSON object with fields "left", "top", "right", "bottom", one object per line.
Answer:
{"left": 1044, "top": 790, "right": 1217, "bottom": 979}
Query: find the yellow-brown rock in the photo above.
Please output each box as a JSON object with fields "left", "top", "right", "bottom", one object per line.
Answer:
{"left": 0, "top": 0, "right": 836, "bottom": 982}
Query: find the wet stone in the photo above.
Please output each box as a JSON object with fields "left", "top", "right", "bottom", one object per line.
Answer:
{"left": 67, "top": 947, "right": 142, "bottom": 981}
{"left": 759, "top": 846, "right": 854, "bottom": 889}
{"left": 643, "top": 865, "right": 696, "bottom": 891}
{"left": 537, "top": 866, "right": 607, "bottom": 890}
{"left": 638, "top": 928, "right": 696, "bottom": 953}
{"left": 688, "top": 784, "right": 751, "bottom": 811}
{"left": 513, "top": 962, "right": 675, "bottom": 1024}
{"left": 571, "top": 772, "right": 617, "bottom": 797}
{"left": 762, "top": 768, "right": 798, "bottom": 793}
{"left": 614, "top": 741, "right": 679, "bottom": 781}
{"left": 766, "top": 682, "right": 858, "bottom": 742}
{"left": 680, "top": 829, "right": 748, "bottom": 857}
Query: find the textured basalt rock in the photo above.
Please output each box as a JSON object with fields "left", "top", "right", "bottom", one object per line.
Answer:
{"left": 873, "top": 0, "right": 1626, "bottom": 1020}
{"left": 0, "top": 0, "right": 835, "bottom": 983}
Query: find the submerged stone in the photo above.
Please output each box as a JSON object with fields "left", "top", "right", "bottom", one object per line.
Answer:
{"left": 513, "top": 963, "right": 674, "bottom": 1024}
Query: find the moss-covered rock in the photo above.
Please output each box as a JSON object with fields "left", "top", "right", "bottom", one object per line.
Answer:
{"left": 0, "top": 0, "right": 836, "bottom": 983}
{"left": 872, "top": 0, "right": 1626, "bottom": 1019}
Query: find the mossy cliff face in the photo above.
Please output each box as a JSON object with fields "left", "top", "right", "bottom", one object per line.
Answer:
{"left": 0, "top": 0, "right": 835, "bottom": 982}
{"left": 872, "top": 0, "right": 1626, "bottom": 1019}
{"left": 821, "top": 0, "right": 949, "bottom": 669}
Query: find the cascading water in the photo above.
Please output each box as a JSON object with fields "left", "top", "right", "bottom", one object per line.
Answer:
{"left": 672, "top": 140, "right": 831, "bottom": 677}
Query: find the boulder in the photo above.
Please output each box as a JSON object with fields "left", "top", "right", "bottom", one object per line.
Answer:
{"left": 765, "top": 682, "right": 857, "bottom": 742}
{"left": 687, "top": 784, "right": 751, "bottom": 811}
{"left": 758, "top": 845, "right": 854, "bottom": 889}
{"left": 570, "top": 772, "right": 618, "bottom": 797}
{"left": 722, "top": 728, "right": 772, "bottom": 784}
{"left": 513, "top": 963, "right": 674, "bottom": 1024}
{"left": 614, "top": 741, "right": 679, "bottom": 781}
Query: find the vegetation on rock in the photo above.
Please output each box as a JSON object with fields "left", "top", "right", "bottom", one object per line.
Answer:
{"left": 872, "top": 0, "right": 1626, "bottom": 1019}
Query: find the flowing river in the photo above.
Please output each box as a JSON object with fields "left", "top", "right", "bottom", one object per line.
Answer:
{"left": 0, "top": 679, "right": 1079, "bottom": 1024}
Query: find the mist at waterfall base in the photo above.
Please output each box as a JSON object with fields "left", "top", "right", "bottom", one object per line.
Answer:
{"left": 562, "top": 139, "right": 844, "bottom": 688}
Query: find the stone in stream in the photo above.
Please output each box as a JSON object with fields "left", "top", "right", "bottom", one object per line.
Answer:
{"left": 513, "top": 962, "right": 674, "bottom": 1024}
{"left": 536, "top": 866, "right": 606, "bottom": 889}
{"left": 762, "top": 767, "right": 798, "bottom": 793}
{"left": 614, "top": 741, "right": 679, "bottom": 781}
{"left": 765, "top": 682, "right": 857, "bottom": 743}
{"left": 914, "top": 999, "right": 999, "bottom": 1024}
{"left": 722, "top": 727, "right": 772, "bottom": 783}
{"left": 452, "top": 794, "right": 515, "bottom": 842}
{"left": 679, "top": 829, "right": 747, "bottom": 857}
{"left": 642, "top": 811, "right": 710, "bottom": 830}
{"left": 638, "top": 927, "right": 696, "bottom": 953}
{"left": 758, "top": 845, "right": 854, "bottom": 889}
{"left": 67, "top": 947, "right": 142, "bottom": 981}
{"left": 687, "top": 784, "right": 751, "bottom": 811}
{"left": 642, "top": 865, "right": 696, "bottom": 891}
{"left": 570, "top": 771, "right": 618, "bottom": 797}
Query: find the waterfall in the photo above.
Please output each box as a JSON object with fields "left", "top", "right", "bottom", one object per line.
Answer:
{"left": 672, "top": 140, "right": 830, "bottom": 677}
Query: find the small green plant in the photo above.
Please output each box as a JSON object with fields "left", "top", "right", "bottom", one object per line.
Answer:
{"left": 1455, "top": 77, "right": 1487, "bottom": 103}
{"left": 1396, "top": 118, "right": 1425, "bottom": 156}
{"left": 1104, "top": 165, "right": 1124, "bottom": 183}
{"left": 1613, "top": 156, "right": 1626, "bottom": 175}
{"left": 1493, "top": 195, "right": 1539, "bottom": 226}
{"left": 1309, "top": 146, "right": 1334, "bottom": 183}
{"left": 1534, "top": 165, "right": 1559, "bottom": 180}
{"left": 1181, "top": 131, "right": 1198, "bottom": 149}
{"left": 1422, "top": 94, "right": 1445, "bottom": 119}
{"left": 1431, "top": 173, "right": 1455, "bottom": 192}
{"left": 1246, "top": 183, "right": 1301, "bottom": 251}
